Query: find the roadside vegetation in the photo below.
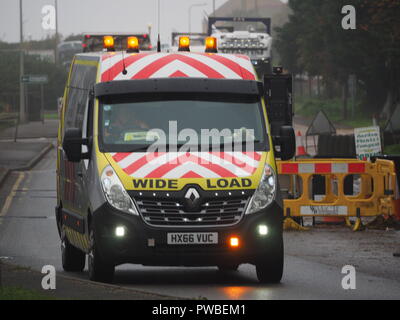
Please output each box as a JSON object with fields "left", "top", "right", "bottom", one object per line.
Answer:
{"left": 0, "top": 35, "right": 68, "bottom": 119}
{"left": 275, "top": 0, "right": 400, "bottom": 124}
{"left": 295, "top": 96, "right": 373, "bottom": 128}
{"left": 0, "top": 286, "right": 55, "bottom": 300}
{"left": 44, "top": 112, "right": 59, "bottom": 120}
{"left": 384, "top": 144, "right": 400, "bottom": 154}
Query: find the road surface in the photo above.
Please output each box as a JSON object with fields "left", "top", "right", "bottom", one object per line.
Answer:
{"left": 0, "top": 144, "right": 399, "bottom": 300}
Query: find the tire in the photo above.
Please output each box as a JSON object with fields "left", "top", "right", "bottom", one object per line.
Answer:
{"left": 88, "top": 230, "right": 114, "bottom": 283}
{"left": 218, "top": 264, "right": 240, "bottom": 272}
{"left": 61, "top": 229, "right": 86, "bottom": 272}
{"left": 255, "top": 237, "right": 284, "bottom": 284}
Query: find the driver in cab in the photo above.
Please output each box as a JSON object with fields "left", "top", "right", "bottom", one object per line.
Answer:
{"left": 105, "top": 105, "right": 149, "bottom": 141}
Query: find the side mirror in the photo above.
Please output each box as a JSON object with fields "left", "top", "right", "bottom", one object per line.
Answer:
{"left": 274, "top": 126, "right": 295, "bottom": 161}
{"left": 62, "top": 128, "right": 88, "bottom": 162}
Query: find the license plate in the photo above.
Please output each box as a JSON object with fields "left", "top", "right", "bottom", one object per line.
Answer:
{"left": 167, "top": 232, "right": 218, "bottom": 245}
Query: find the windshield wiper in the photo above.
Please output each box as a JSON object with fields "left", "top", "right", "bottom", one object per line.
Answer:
{"left": 196, "top": 140, "right": 262, "bottom": 152}
{"left": 213, "top": 140, "right": 261, "bottom": 147}
{"left": 128, "top": 146, "right": 153, "bottom": 152}
{"left": 122, "top": 140, "right": 262, "bottom": 153}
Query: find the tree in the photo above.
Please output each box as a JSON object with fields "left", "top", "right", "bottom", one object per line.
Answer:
{"left": 358, "top": 0, "right": 400, "bottom": 118}
{"left": 0, "top": 51, "right": 67, "bottom": 112}
{"left": 275, "top": 0, "right": 400, "bottom": 118}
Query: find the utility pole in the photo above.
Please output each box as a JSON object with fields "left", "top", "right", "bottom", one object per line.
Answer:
{"left": 188, "top": 3, "right": 207, "bottom": 34}
{"left": 54, "top": 0, "right": 59, "bottom": 65}
{"left": 213, "top": 0, "right": 215, "bottom": 16}
{"left": 19, "top": 0, "right": 26, "bottom": 123}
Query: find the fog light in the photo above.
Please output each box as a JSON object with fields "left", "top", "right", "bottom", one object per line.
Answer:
{"left": 115, "top": 226, "right": 125, "bottom": 237}
{"left": 258, "top": 225, "right": 268, "bottom": 236}
{"left": 230, "top": 237, "right": 239, "bottom": 247}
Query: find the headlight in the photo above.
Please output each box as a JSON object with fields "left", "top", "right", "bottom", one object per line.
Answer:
{"left": 246, "top": 164, "right": 276, "bottom": 214}
{"left": 101, "top": 165, "right": 138, "bottom": 215}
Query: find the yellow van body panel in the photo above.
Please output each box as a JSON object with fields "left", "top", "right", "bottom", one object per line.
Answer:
{"left": 102, "top": 152, "right": 268, "bottom": 191}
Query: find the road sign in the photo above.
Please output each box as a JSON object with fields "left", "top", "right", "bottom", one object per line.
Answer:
{"left": 21, "top": 74, "right": 48, "bottom": 84}
{"left": 354, "top": 126, "right": 382, "bottom": 160}
{"left": 306, "top": 110, "right": 336, "bottom": 136}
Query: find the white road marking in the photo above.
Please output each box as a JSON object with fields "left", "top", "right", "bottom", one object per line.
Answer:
{"left": 0, "top": 172, "right": 25, "bottom": 219}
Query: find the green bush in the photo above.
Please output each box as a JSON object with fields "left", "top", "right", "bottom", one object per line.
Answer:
{"left": 0, "top": 286, "right": 55, "bottom": 300}
{"left": 384, "top": 144, "right": 400, "bottom": 155}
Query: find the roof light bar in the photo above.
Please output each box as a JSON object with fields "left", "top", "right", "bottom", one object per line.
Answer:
{"left": 178, "top": 36, "right": 190, "bottom": 52}
{"left": 103, "top": 36, "right": 115, "bottom": 52}
{"left": 127, "top": 36, "right": 139, "bottom": 53}
{"left": 205, "top": 37, "right": 218, "bottom": 53}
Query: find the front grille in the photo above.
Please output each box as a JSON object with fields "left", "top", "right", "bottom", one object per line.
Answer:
{"left": 136, "top": 196, "right": 249, "bottom": 227}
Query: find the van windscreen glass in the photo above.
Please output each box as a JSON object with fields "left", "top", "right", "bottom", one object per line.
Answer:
{"left": 98, "top": 96, "right": 268, "bottom": 153}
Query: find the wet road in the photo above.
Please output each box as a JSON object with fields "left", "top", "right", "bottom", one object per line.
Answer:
{"left": 0, "top": 147, "right": 399, "bottom": 299}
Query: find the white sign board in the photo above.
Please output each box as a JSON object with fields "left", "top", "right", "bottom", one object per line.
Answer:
{"left": 301, "top": 205, "right": 348, "bottom": 215}
{"left": 354, "top": 126, "right": 382, "bottom": 160}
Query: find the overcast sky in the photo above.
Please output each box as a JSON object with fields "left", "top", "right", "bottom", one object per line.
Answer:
{"left": 0, "top": 0, "right": 231, "bottom": 44}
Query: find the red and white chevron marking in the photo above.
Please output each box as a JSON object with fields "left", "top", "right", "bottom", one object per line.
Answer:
{"left": 109, "top": 152, "right": 262, "bottom": 179}
{"left": 101, "top": 52, "right": 256, "bottom": 82}
{"left": 279, "top": 162, "right": 366, "bottom": 174}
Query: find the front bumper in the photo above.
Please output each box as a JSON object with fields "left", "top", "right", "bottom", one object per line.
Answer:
{"left": 92, "top": 201, "right": 283, "bottom": 267}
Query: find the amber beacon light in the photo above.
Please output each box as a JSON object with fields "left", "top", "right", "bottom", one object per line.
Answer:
{"left": 178, "top": 36, "right": 190, "bottom": 52}
{"left": 127, "top": 36, "right": 139, "bottom": 53}
{"left": 205, "top": 37, "right": 218, "bottom": 53}
{"left": 103, "top": 36, "right": 115, "bottom": 51}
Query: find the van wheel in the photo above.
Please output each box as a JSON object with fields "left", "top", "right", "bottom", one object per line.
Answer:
{"left": 255, "top": 239, "right": 284, "bottom": 284}
{"left": 61, "top": 230, "right": 85, "bottom": 272}
{"left": 217, "top": 264, "right": 239, "bottom": 272}
{"left": 88, "top": 230, "right": 114, "bottom": 283}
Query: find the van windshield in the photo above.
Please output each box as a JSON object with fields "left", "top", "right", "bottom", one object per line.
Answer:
{"left": 98, "top": 96, "right": 268, "bottom": 153}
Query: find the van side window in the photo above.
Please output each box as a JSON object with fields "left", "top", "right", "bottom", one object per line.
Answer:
{"left": 75, "top": 89, "right": 88, "bottom": 130}
{"left": 69, "top": 62, "right": 97, "bottom": 90}
{"left": 64, "top": 61, "right": 97, "bottom": 133}
{"left": 64, "top": 87, "right": 78, "bottom": 130}
{"left": 64, "top": 87, "right": 87, "bottom": 131}
{"left": 86, "top": 97, "right": 94, "bottom": 138}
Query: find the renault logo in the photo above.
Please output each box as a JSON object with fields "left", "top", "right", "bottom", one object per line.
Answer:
{"left": 185, "top": 188, "right": 200, "bottom": 205}
{"left": 184, "top": 187, "right": 201, "bottom": 212}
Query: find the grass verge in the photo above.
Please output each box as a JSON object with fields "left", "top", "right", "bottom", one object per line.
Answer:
{"left": 0, "top": 286, "right": 56, "bottom": 300}
{"left": 295, "top": 96, "right": 373, "bottom": 128}
{"left": 44, "top": 112, "right": 59, "bottom": 120}
{"left": 384, "top": 144, "right": 400, "bottom": 154}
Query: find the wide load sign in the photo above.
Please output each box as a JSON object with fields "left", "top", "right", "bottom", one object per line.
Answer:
{"left": 354, "top": 126, "right": 382, "bottom": 160}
